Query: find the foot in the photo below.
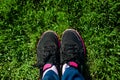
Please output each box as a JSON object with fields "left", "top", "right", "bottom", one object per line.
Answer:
{"left": 60, "top": 29, "right": 86, "bottom": 73}
{"left": 34, "top": 31, "right": 60, "bottom": 77}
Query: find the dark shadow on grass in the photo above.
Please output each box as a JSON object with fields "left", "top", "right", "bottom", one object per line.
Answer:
{"left": 83, "top": 50, "right": 92, "bottom": 80}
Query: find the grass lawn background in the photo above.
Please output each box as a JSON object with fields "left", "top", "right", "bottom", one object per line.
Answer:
{"left": 0, "top": 0, "right": 120, "bottom": 80}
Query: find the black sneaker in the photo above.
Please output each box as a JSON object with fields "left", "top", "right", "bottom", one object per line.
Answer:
{"left": 34, "top": 31, "right": 60, "bottom": 78}
{"left": 60, "top": 29, "right": 86, "bottom": 73}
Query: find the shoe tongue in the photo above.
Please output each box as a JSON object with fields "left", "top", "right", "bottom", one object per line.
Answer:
{"left": 43, "top": 63, "right": 52, "bottom": 71}
{"left": 68, "top": 61, "right": 78, "bottom": 68}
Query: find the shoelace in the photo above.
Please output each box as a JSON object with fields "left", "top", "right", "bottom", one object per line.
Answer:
{"left": 43, "top": 45, "right": 56, "bottom": 62}
{"left": 61, "top": 43, "right": 81, "bottom": 62}
{"left": 33, "top": 44, "right": 57, "bottom": 68}
{"left": 64, "top": 43, "right": 79, "bottom": 54}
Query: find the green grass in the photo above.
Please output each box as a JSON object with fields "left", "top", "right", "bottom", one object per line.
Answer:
{"left": 0, "top": 0, "right": 120, "bottom": 80}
